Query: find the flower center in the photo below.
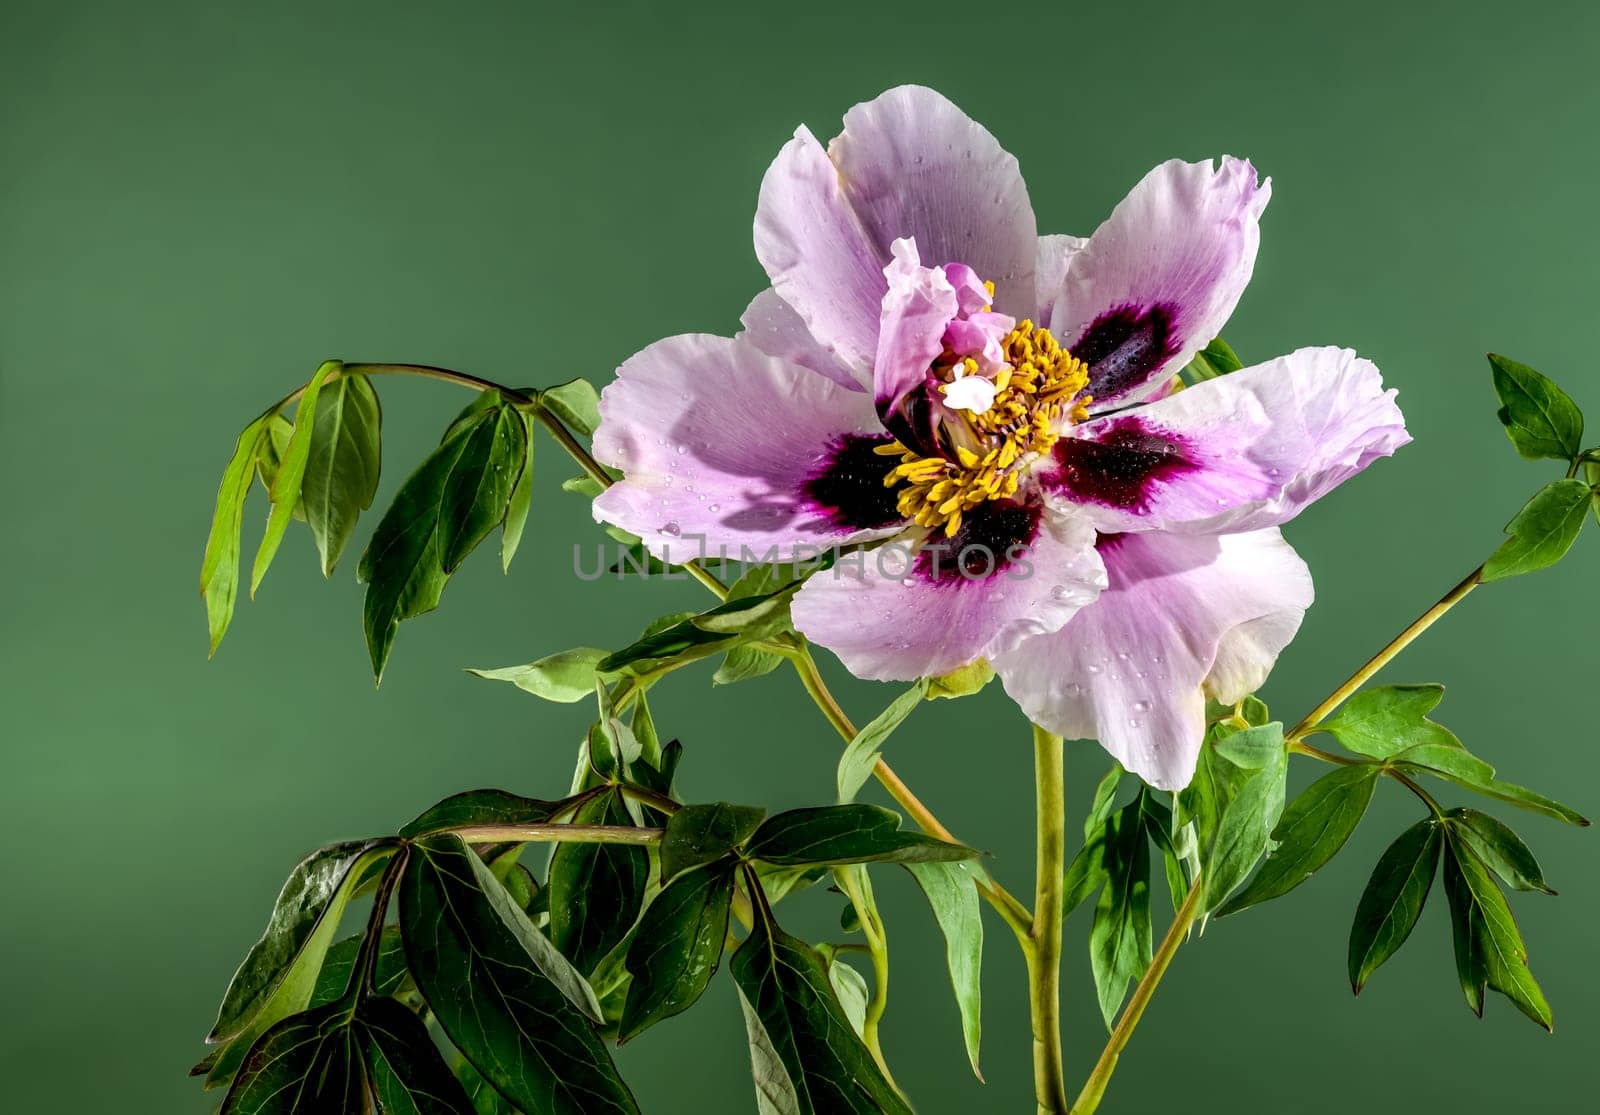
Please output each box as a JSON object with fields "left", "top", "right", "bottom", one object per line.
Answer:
{"left": 876, "top": 319, "right": 1091, "bottom": 537}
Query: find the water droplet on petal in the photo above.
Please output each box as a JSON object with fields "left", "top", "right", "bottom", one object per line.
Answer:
{"left": 661, "top": 521, "right": 682, "bottom": 537}
{"left": 1133, "top": 700, "right": 1151, "bottom": 712}
{"left": 675, "top": 444, "right": 688, "bottom": 455}
{"left": 1086, "top": 664, "right": 1102, "bottom": 675}
{"left": 708, "top": 503, "right": 720, "bottom": 513}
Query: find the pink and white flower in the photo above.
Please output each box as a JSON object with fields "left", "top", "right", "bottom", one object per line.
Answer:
{"left": 591, "top": 86, "right": 1409, "bottom": 790}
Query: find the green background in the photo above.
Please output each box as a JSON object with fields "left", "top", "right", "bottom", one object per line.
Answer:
{"left": 4, "top": 0, "right": 1597, "bottom": 1110}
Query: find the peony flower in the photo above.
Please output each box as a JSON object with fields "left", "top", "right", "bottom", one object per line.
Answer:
{"left": 591, "top": 86, "right": 1409, "bottom": 790}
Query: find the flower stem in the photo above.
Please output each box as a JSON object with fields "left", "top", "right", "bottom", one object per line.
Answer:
{"left": 1286, "top": 562, "right": 1484, "bottom": 741}
{"left": 835, "top": 863, "right": 898, "bottom": 1088}
{"left": 1070, "top": 873, "right": 1204, "bottom": 1115}
{"left": 1027, "top": 724, "right": 1069, "bottom": 1115}
{"left": 453, "top": 823, "right": 662, "bottom": 845}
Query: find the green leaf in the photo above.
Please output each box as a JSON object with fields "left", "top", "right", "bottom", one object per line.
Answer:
{"left": 825, "top": 958, "right": 870, "bottom": 1038}
{"left": 468, "top": 647, "right": 610, "bottom": 703}
{"left": 836, "top": 680, "right": 930, "bottom": 803}
{"left": 906, "top": 860, "right": 984, "bottom": 1079}
{"left": 1588, "top": 458, "right": 1600, "bottom": 526}
{"left": 357, "top": 406, "right": 512, "bottom": 682}
{"left": 1348, "top": 819, "right": 1441, "bottom": 994}
{"left": 1442, "top": 837, "right": 1552, "bottom": 1029}
{"left": 200, "top": 410, "right": 279, "bottom": 654}
{"left": 565, "top": 475, "right": 608, "bottom": 500}
{"left": 1064, "top": 763, "right": 1125, "bottom": 915}
{"left": 1217, "top": 765, "right": 1379, "bottom": 917}
{"left": 1482, "top": 478, "right": 1592, "bottom": 582}
{"left": 619, "top": 862, "right": 736, "bottom": 1041}
{"left": 1395, "top": 751, "right": 1590, "bottom": 826}
{"left": 1183, "top": 336, "right": 1244, "bottom": 382}
{"left": 745, "top": 804, "right": 977, "bottom": 867}
{"left": 1195, "top": 723, "right": 1289, "bottom": 911}
{"left": 500, "top": 409, "right": 536, "bottom": 571}
{"left": 1089, "top": 800, "right": 1151, "bottom": 1028}
{"left": 357, "top": 996, "right": 477, "bottom": 1114}
{"left": 1138, "top": 793, "right": 1189, "bottom": 914}
{"left": 399, "top": 788, "right": 570, "bottom": 839}
{"left": 1319, "top": 685, "right": 1456, "bottom": 760}
{"left": 251, "top": 361, "right": 340, "bottom": 595}
{"left": 1488, "top": 353, "right": 1584, "bottom": 461}
{"left": 925, "top": 659, "right": 995, "bottom": 701}
{"left": 549, "top": 789, "right": 649, "bottom": 974}
{"left": 660, "top": 802, "right": 768, "bottom": 881}
{"left": 308, "top": 926, "right": 409, "bottom": 1008}
{"left": 207, "top": 840, "right": 392, "bottom": 1044}
{"left": 1445, "top": 809, "right": 1555, "bottom": 894}
{"left": 219, "top": 1001, "right": 367, "bottom": 1113}
{"left": 730, "top": 906, "right": 912, "bottom": 1115}
{"left": 400, "top": 834, "right": 637, "bottom": 1113}
{"left": 1211, "top": 721, "right": 1288, "bottom": 768}
{"left": 301, "top": 371, "right": 382, "bottom": 577}
{"left": 439, "top": 403, "right": 526, "bottom": 573}
{"left": 541, "top": 377, "right": 602, "bottom": 437}
{"left": 715, "top": 643, "right": 787, "bottom": 686}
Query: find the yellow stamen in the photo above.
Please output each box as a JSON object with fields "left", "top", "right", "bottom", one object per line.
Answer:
{"left": 882, "top": 319, "right": 1091, "bottom": 537}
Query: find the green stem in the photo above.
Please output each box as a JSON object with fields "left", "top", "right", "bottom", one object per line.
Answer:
{"left": 835, "top": 864, "right": 897, "bottom": 1089}
{"left": 453, "top": 823, "right": 661, "bottom": 845}
{"left": 1027, "top": 724, "right": 1068, "bottom": 1115}
{"left": 1286, "top": 562, "right": 1484, "bottom": 741}
{"left": 1070, "top": 873, "right": 1204, "bottom": 1115}
{"left": 352, "top": 846, "right": 408, "bottom": 997}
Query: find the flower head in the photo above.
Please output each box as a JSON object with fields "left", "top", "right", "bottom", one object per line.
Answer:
{"left": 592, "top": 86, "right": 1410, "bottom": 789}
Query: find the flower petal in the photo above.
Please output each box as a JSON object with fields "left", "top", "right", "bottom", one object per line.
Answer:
{"left": 791, "top": 504, "right": 1104, "bottom": 682}
{"left": 872, "top": 237, "right": 959, "bottom": 450}
{"left": 738, "top": 287, "right": 866, "bottom": 391}
{"left": 830, "top": 85, "right": 1037, "bottom": 317}
{"left": 593, "top": 334, "right": 905, "bottom": 559}
{"left": 994, "top": 529, "right": 1311, "bottom": 790}
{"left": 1039, "top": 346, "right": 1410, "bottom": 534}
{"left": 1034, "top": 233, "right": 1086, "bottom": 328}
{"left": 754, "top": 125, "right": 886, "bottom": 376}
{"left": 1052, "top": 158, "right": 1269, "bottom": 410}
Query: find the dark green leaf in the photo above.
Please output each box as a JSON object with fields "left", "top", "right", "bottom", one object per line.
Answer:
{"left": 1488, "top": 353, "right": 1584, "bottom": 461}
{"left": 600, "top": 587, "right": 801, "bottom": 679}
{"left": 836, "top": 680, "right": 930, "bottom": 803}
{"left": 906, "top": 860, "right": 984, "bottom": 1079}
{"left": 468, "top": 647, "right": 610, "bottom": 703}
{"left": 1217, "top": 765, "right": 1379, "bottom": 917}
{"left": 309, "top": 926, "right": 409, "bottom": 1008}
{"left": 400, "top": 834, "right": 636, "bottom": 1114}
{"left": 1445, "top": 809, "right": 1554, "bottom": 894}
{"left": 438, "top": 404, "right": 525, "bottom": 573}
{"left": 730, "top": 906, "right": 911, "bottom": 1115}
{"left": 357, "top": 415, "right": 490, "bottom": 682}
{"left": 1089, "top": 801, "right": 1151, "bottom": 1028}
{"left": 619, "top": 863, "right": 736, "bottom": 1040}
{"left": 549, "top": 790, "right": 649, "bottom": 974}
{"left": 302, "top": 371, "right": 382, "bottom": 577}
{"left": 208, "top": 840, "right": 392, "bottom": 1044}
{"left": 1442, "top": 838, "right": 1552, "bottom": 1029}
{"left": 1139, "top": 793, "right": 1189, "bottom": 913}
{"left": 1481, "top": 478, "right": 1592, "bottom": 582}
{"left": 745, "top": 805, "right": 977, "bottom": 867}
{"left": 1319, "top": 685, "right": 1456, "bottom": 759}
{"left": 219, "top": 1002, "right": 366, "bottom": 1114}
{"left": 660, "top": 802, "right": 767, "bottom": 881}
{"left": 399, "top": 788, "right": 570, "bottom": 839}
{"left": 1348, "top": 819, "right": 1441, "bottom": 994}
{"left": 357, "top": 996, "right": 476, "bottom": 1114}
{"left": 541, "top": 377, "right": 602, "bottom": 438}
{"left": 200, "top": 410, "right": 279, "bottom": 654}
{"left": 252, "top": 361, "right": 340, "bottom": 595}
{"left": 500, "top": 409, "right": 535, "bottom": 572}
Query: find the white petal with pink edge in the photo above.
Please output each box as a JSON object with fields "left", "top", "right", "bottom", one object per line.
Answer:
{"left": 1039, "top": 346, "right": 1410, "bottom": 535}
{"left": 993, "top": 529, "right": 1312, "bottom": 790}
{"left": 1051, "top": 157, "right": 1269, "bottom": 411}
{"left": 791, "top": 506, "right": 1105, "bottom": 682}
{"left": 591, "top": 334, "right": 904, "bottom": 560}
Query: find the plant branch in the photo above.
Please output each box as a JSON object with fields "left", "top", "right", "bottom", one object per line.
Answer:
{"left": 453, "top": 823, "right": 662, "bottom": 845}
{"left": 1028, "top": 724, "right": 1068, "bottom": 1115}
{"left": 1070, "top": 873, "right": 1205, "bottom": 1115}
{"left": 1286, "top": 562, "right": 1484, "bottom": 741}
